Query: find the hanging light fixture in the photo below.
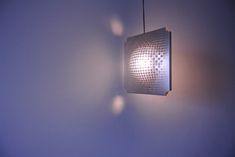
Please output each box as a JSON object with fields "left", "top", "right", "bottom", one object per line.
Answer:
{"left": 124, "top": 0, "right": 172, "bottom": 96}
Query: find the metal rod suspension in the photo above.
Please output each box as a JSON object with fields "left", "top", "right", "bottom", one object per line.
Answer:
{"left": 142, "top": 0, "right": 146, "bottom": 33}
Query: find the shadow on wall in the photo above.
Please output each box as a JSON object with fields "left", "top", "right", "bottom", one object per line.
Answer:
{"left": 227, "top": 0, "right": 235, "bottom": 14}
{"left": 173, "top": 48, "right": 235, "bottom": 105}
{"left": 0, "top": 144, "right": 9, "bottom": 157}
{"left": 198, "top": 51, "right": 235, "bottom": 104}
{"left": 0, "top": 0, "right": 7, "bottom": 15}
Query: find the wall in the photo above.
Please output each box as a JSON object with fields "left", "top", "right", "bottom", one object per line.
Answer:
{"left": 0, "top": 0, "right": 235, "bottom": 157}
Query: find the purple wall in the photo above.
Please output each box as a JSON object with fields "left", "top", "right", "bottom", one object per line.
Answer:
{"left": 1, "top": 0, "right": 235, "bottom": 157}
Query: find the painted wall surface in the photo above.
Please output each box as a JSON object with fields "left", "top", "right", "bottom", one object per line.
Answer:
{"left": 1, "top": 0, "right": 235, "bottom": 157}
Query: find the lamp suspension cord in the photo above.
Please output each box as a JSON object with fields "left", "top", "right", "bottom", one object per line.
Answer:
{"left": 142, "top": 0, "right": 146, "bottom": 33}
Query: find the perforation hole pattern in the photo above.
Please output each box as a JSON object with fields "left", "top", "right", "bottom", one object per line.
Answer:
{"left": 128, "top": 43, "right": 165, "bottom": 86}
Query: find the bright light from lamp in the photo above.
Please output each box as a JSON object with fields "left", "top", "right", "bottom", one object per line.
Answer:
{"left": 124, "top": 28, "right": 171, "bottom": 95}
{"left": 130, "top": 47, "right": 152, "bottom": 73}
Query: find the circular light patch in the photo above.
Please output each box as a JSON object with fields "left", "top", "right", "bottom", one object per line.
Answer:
{"left": 128, "top": 45, "right": 164, "bottom": 85}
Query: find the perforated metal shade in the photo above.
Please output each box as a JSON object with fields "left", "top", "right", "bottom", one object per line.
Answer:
{"left": 124, "top": 28, "right": 171, "bottom": 95}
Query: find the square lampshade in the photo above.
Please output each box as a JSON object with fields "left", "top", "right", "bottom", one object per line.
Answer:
{"left": 124, "top": 27, "right": 172, "bottom": 95}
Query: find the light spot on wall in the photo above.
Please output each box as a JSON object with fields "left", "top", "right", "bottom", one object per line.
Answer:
{"left": 110, "top": 16, "right": 124, "bottom": 36}
{"left": 111, "top": 95, "right": 125, "bottom": 115}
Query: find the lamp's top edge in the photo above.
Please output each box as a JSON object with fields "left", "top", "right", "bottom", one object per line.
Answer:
{"left": 126, "top": 27, "right": 171, "bottom": 41}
